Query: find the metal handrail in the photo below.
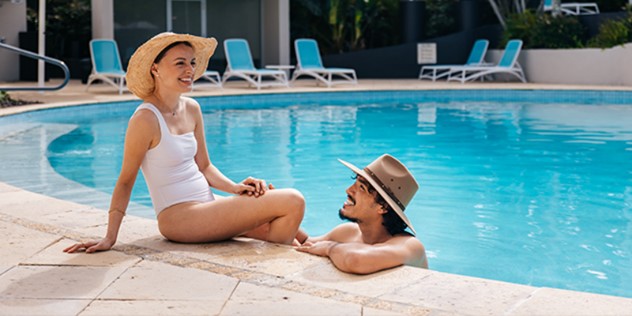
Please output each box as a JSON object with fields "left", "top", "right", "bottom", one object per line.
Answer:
{"left": 0, "top": 40, "right": 70, "bottom": 91}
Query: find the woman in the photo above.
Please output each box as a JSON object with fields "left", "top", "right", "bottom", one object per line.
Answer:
{"left": 64, "top": 33, "right": 304, "bottom": 253}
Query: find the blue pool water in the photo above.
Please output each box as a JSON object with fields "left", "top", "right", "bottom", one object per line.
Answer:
{"left": 1, "top": 90, "right": 631, "bottom": 298}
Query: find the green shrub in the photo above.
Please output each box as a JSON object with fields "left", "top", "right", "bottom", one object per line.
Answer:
{"left": 291, "top": 0, "right": 401, "bottom": 54}
{"left": 425, "top": 0, "right": 459, "bottom": 38}
{"left": 504, "top": 11, "right": 538, "bottom": 48}
{"left": 27, "top": 0, "right": 91, "bottom": 59}
{"left": 530, "top": 14, "right": 586, "bottom": 48}
{"left": 1, "top": 91, "right": 13, "bottom": 108}
{"left": 0, "top": 91, "right": 37, "bottom": 108}
{"left": 587, "top": 18, "right": 630, "bottom": 48}
{"left": 503, "top": 10, "right": 586, "bottom": 49}
{"left": 587, "top": 5, "right": 632, "bottom": 48}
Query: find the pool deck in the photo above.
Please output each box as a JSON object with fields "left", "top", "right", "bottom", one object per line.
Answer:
{"left": 1, "top": 79, "right": 632, "bottom": 315}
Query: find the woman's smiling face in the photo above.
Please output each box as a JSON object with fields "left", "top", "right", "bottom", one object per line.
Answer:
{"left": 152, "top": 43, "right": 197, "bottom": 93}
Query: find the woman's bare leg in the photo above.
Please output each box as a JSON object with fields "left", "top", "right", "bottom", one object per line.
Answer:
{"left": 157, "top": 188, "right": 305, "bottom": 245}
{"left": 240, "top": 222, "right": 271, "bottom": 240}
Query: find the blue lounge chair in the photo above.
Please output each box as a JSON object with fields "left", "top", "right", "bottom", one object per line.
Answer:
{"left": 419, "top": 39, "right": 489, "bottom": 81}
{"left": 448, "top": 39, "right": 526, "bottom": 84}
{"left": 544, "top": 0, "right": 599, "bottom": 15}
{"left": 291, "top": 39, "right": 357, "bottom": 87}
{"left": 196, "top": 70, "right": 222, "bottom": 89}
{"left": 87, "top": 39, "right": 126, "bottom": 94}
{"left": 222, "top": 39, "right": 288, "bottom": 89}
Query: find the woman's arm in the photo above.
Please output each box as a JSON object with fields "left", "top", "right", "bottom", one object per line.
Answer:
{"left": 64, "top": 110, "right": 156, "bottom": 253}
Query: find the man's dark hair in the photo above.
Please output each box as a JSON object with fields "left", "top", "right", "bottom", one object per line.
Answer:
{"left": 355, "top": 175, "right": 410, "bottom": 236}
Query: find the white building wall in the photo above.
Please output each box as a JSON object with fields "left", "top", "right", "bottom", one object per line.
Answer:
{"left": 262, "top": 0, "right": 289, "bottom": 66}
{"left": 91, "top": 0, "right": 114, "bottom": 39}
{"left": 488, "top": 44, "right": 632, "bottom": 86}
{"left": 0, "top": 1, "right": 27, "bottom": 82}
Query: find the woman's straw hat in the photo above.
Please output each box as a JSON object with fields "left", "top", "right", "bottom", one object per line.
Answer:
{"left": 338, "top": 154, "right": 419, "bottom": 235}
{"left": 126, "top": 32, "right": 218, "bottom": 99}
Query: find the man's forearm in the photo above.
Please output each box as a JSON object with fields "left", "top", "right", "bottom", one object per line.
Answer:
{"left": 295, "top": 228, "right": 309, "bottom": 244}
{"left": 327, "top": 242, "right": 358, "bottom": 273}
{"left": 327, "top": 243, "right": 390, "bottom": 275}
{"left": 296, "top": 240, "right": 377, "bottom": 274}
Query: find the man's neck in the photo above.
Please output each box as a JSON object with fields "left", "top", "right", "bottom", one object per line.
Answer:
{"left": 358, "top": 222, "right": 392, "bottom": 245}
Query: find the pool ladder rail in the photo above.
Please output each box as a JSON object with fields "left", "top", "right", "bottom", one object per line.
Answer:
{"left": 0, "top": 38, "right": 70, "bottom": 92}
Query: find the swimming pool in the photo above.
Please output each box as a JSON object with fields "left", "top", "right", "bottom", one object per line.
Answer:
{"left": 1, "top": 90, "right": 631, "bottom": 298}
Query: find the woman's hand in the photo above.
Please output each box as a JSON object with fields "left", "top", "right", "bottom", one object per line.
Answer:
{"left": 296, "top": 240, "right": 339, "bottom": 257}
{"left": 234, "top": 177, "right": 269, "bottom": 197}
{"left": 63, "top": 238, "right": 115, "bottom": 254}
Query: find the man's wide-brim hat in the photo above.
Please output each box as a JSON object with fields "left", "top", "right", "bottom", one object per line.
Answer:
{"left": 338, "top": 154, "right": 419, "bottom": 235}
{"left": 126, "top": 32, "right": 218, "bottom": 99}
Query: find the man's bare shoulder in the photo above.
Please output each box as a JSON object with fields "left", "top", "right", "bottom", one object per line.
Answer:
{"left": 383, "top": 234, "right": 427, "bottom": 268}
{"left": 321, "top": 223, "right": 361, "bottom": 242}
{"left": 384, "top": 233, "right": 424, "bottom": 248}
{"left": 332, "top": 222, "right": 360, "bottom": 232}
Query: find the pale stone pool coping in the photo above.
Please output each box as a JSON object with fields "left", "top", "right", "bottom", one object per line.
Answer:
{"left": 1, "top": 79, "right": 631, "bottom": 315}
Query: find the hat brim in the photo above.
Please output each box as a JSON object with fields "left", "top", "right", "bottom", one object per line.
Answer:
{"left": 338, "top": 159, "right": 417, "bottom": 235}
{"left": 126, "top": 32, "right": 218, "bottom": 99}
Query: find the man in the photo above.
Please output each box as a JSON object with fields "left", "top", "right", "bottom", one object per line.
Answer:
{"left": 296, "top": 154, "right": 428, "bottom": 274}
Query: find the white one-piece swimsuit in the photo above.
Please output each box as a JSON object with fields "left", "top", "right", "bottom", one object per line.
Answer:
{"left": 135, "top": 103, "right": 215, "bottom": 215}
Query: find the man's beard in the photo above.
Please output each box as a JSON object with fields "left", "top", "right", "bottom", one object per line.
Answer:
{"left": 338, "top": 208, "right": 358, "bottom": 223}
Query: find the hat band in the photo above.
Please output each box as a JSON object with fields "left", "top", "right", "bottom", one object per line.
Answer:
{"left": 363, "top": 167, "right": 406, "bottom": 211}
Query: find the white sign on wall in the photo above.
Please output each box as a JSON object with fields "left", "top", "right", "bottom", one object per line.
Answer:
{"left": 417, "top": 43, "right": 437, "bottom": 64}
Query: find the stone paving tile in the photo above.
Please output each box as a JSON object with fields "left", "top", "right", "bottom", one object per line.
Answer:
{"left": 98, "top": 260, "right": 238, "bottom": 301}
{"left": 0, "top": 182, "right": 20, "bottom": 193}
{"left": 288, "top": 263, "right": 433, "bottom": 298}
{"left": 39, "top": 207, "right": 110, "bottom": 230}
{"left": 0, "top": 265, "right": 129, "bottom": 299}
{"left": 113, "top": 225, "right": 222, "bottom": 254}
{"left": 125, "top": 233, "right": 324, "bottom": 277}
{"left": 0, "top": 220, "right": 60, "bottom": 267}
{"left": 362, "top": 307, "right": 409, "bottom": 316}
{"left": 176, "top": 238, "right": 325, "bottom": 277}
{"left": 0, "top": 266, "right": 11, "bottom": 274}
{"left": 133, "top": 233, "right": 248, "bottom": 253}
{"left": 73, "top": 215, "right": 161, "bottom": 245}
{"left": 79, "top": 299, "right": 225, "bottom": 316}
{"left": 0, "top": 299, "right": 91, "bottom": 316}
{"left": 23, "top": 238, "right": 142, "bottom": 267}
{"left": 425, "top": 310, "right": 461, "bottom": 316}
{"left": 379, "top": 271, "right": 535, "bottom": 316}
{"left": 510, "top": 287, "right": 632, "bottom": 315}
{"left": 220, "top": 281, "right": 362, "bottom": 316}
{"left": 0, "top": 190, "right": 95, "bottom": 221}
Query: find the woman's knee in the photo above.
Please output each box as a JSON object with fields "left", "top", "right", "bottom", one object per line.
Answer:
{"left": 279, "top": 188, "right": 305, "bottom": 215}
